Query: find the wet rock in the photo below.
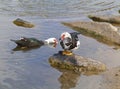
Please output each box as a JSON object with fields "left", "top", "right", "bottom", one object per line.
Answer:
{"left": 49, "top": 52, "right": 106, "bottom": 74}
{"left": 88, "top": 15, "right": 120, "bottom": 25}
{"left": 11, "top": 37, "right": 44, "bottom": 51}
{"left": 13, "top": 18, "right": 35, "bottom": 28}
{"left": 100, "top": 66, "right": 120, "bottom": 89}
{"left": 11, "top": 37, "right": 44, "bottom": 48}
{"left": 62, "top": 22, "right": 120, "bottom": 48}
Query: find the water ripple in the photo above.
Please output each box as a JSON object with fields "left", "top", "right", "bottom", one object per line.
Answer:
{"left": 0, "top": 0, "right": 119, "bottom": 18}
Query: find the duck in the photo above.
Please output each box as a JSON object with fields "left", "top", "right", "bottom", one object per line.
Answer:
{"left": 11, "top": 37, "right": 58, "bottom": 49}
{"left": 59, "top": 32, "right": 80, "bottom": 55}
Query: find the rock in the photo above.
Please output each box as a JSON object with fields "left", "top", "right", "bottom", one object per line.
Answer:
{"left": 11, "top": 37, "right": 44, "bottom": 51}
{"left": 11, "top": 37, "right": 44, "bottom": 48}
{"left": 62, "top": 21, "right": 120, "bottom": 48}
{"left": 88, "top": 15, "right": 120, "bottom": 25}
{"left": 13, "top": 18, "right": 35, "bottom": 28}
{"left": 49, "top": 52, "right": 106, "bottom": 74}
{"left": 100, "top": 66, "right": 120, "bottom": 89}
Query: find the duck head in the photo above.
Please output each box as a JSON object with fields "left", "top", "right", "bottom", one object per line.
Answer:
{"left": 59, "top": 32, "right": 71, "bottom": 41}
{"left": 45, "top": 38, "right": 58, "bottom": 48}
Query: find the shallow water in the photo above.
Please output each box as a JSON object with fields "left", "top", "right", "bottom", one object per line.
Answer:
{"left": 0, "top": 0, "right": 120, "bottom": 89}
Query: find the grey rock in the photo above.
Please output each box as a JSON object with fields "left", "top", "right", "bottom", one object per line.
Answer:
{"left": 49, "top": 52, "right": 106, "bottom": 74}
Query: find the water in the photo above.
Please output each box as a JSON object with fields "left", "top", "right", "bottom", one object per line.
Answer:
{"left": 0, "top": 0, "right": 120, "bottom": 89}
{"left": 0, "top": 0, "right": 120, "bottom": 18}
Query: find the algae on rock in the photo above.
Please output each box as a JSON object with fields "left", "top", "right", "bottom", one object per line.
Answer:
{"left": 13, "top": 18, "right": 35, "bottom": 28}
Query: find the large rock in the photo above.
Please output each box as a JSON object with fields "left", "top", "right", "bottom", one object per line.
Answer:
{"left": 13, "top": 18, "right": 35, "bottom": 28}
{"left": 62, "top": 21, "right": 120, "bottom": 48}
{"left": 88, "top": 15, "right": 120, "bottom": 24}
{"left": 49, "top": 52, "right": 106, "bottom": 74}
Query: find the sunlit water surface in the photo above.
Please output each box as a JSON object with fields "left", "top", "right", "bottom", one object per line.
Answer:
{"left": 0, "top": 0, "right": 120, "bottom": 89}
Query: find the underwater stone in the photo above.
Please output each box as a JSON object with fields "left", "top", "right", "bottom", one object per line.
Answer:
{"left": 101, "top": 66, "right": 120, "bottom": 89}
{"left": 13, "top": 18, "right": 35, "bottom": 28}
{"left": 49, "top": 52, "right": 106, "bottom": 74}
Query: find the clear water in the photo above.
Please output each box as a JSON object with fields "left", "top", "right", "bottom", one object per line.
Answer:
{"left": 0, "top": 0, "right": 120, "bottom": 89}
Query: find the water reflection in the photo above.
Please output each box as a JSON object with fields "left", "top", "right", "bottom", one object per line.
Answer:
{"left": 49, "top": 54, "right": 102, "bottom": 89}
{"left": 12, "top": 46, "right": 40, "bottom": 51}
{"left": 58, "top": 70, "right": 80, "bottom": 89}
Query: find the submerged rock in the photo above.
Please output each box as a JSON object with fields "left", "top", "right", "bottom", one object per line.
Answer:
{"left": 62, "top": 21, "right": 120, "bottom": 48}
{"left": 11, "top": 37, "right": 44, "bottom": 48}
{"left": 49, "top": 52, "right": 106, "bottom": 74}
{"left": 13, "top": 18, "right": 35, "bottom": 28}
{"left": 11, "top": 37, "right": 44, "bottom": 51}
{"left": 100, "top": 66, "right": 120, "bottom": 89}
{"left": 88, "top": 15, "right": 120, "bottom": 25}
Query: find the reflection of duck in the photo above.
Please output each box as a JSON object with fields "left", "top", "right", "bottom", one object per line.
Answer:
{"left": 59, "top": 32, "right": 80, "bottom": 55}
{"left": 11, "top": 37, "right": 58, "bottom": 49}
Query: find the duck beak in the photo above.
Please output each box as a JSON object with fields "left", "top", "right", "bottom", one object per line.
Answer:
{"left": 61, "top": 35, "right": 65, "bottom": 40}
{"left": 53, "top": 39, "right": 58, "bottom": 48}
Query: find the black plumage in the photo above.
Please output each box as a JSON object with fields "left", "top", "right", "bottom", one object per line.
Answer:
{"left": 11, "top": 37, "right": 44, "bottom": 48}
{"left": 60, "top": 32, "right": 80, "bottom": 51}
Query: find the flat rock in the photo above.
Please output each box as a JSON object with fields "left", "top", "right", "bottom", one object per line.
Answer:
{"left": 49, "top": 52, "right": 106, "bottom": 74}
{"left": 62, "top": 21, "right": 120, "bottom": 48}
{"left": 13, "top": 18, "right": 35, "bottom": 28}
{"left": 88, "top": 15, "right": 120, "bottom": 25}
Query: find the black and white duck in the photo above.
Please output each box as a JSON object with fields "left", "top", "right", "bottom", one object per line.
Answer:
{"left": 11, "top": 37, "right": 58, "bottom": 49}
{"left": 59, "top": 32, "right": 80, "bottom": 55}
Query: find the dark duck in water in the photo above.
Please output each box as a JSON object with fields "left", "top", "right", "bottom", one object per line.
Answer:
{"left": 11, "top": 37, "right": 58, "bottom": 50}
{"left": 59, "top": 32, "right": 80, "bottom": 55}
